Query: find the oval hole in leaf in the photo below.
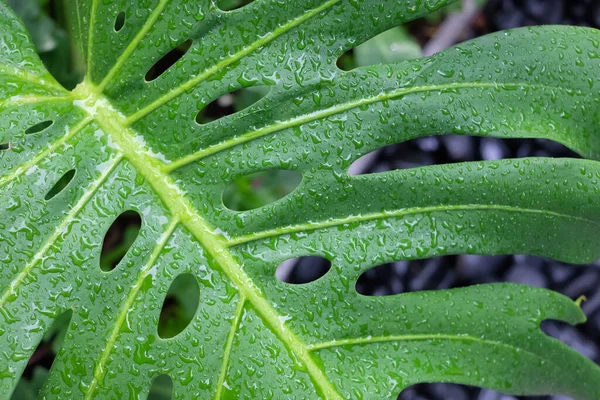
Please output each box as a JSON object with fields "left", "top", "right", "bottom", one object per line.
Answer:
{"left": 145, "top": 39, "right": 193, "bottom": 82}
{"left": 148, "top": 374, "right": 173, "bottom": 400}
{"left": 100, "top": 211, "right": 142, "bottom": 272}
{"left": 158, "top": 274, "right": 199, "bottom": 339}
{"left": 0, "top": 142, "right": 8, "bottom": 151}
{"left": 356, "top": 262, "right": 406, "bottom": 296}
{"left": 13, "top": 309, "right": 72, "bottom": 398}
{"left": 223, "top": 169, "right": 302, "bottom": 211}
{"left": 25, "top": 120, "right": 54, "bottom": 135}
{"left": 216, "top": 0, "right": 255, "bottom": 11}
{"left": 45, "top": 169, "right": 75, "bottom": 201}
{"left": 114, "top": 11, "right": 126, "bottom": 32}
{"left": 399, "top": 383, "right": 494, "bottom": 399}
{"left": 195, "top": 86, "right": 269, "bottom": 124}
{"left": 348, "top": 136, "right": 581, "bottom": 176}
{"left": 356, "top": 255, "right": 515, "bottom": 296}
{"left": 276, "top": 256, "right": 331, "bottom": 285}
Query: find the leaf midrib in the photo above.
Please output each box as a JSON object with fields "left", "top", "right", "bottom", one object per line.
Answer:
{"left": 72, "top": 82, "right": 344, "bottom": 400}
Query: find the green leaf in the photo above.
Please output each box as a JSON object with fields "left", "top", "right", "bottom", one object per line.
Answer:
{"left": 1, "top": 1, "right": 600, "bottom": 399}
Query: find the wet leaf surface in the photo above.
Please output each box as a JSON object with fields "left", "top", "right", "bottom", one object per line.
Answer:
{"left": 1, "top": 1, "right": 600, "bottom": 398}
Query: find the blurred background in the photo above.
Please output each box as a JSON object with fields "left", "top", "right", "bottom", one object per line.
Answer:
{"left": 7, "top": 0, "right": 600, "bottom": 399}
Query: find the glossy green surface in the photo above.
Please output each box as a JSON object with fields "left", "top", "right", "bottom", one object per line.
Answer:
{"left": 1, "top": 0, "right": 600, "bottom": 398}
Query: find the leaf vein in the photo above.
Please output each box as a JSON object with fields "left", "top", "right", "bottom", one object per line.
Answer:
{"left": 165, "top": 82, "right": 593, "bottom": 172}
{"left": 96, "top": 0, "right": 173, "bottom": 92}
{"left": 227, "top": 203, "right": 600, "bottom": 247}
{"left": 86, "top": 0, "right": 99, "bottom": 75}
{"left": 0, "top": 114, "right": 89, "bottom": 188}
{"left": 0, "top": 65, "right": 65, "bottom": 92}
{"left": 307, "top": 334, "right": 554, "bottom": 366}
{"left": 85, "top": 218, "right": 179, "bottom": 399}
{"left": 0, "top": 153, "right": 122, "bottom": 309}
{"left": 81, "top": 89, "right": 343, "bottom": 400}
{"left": 215, "top": 296, "right": 246, "bottom": 399}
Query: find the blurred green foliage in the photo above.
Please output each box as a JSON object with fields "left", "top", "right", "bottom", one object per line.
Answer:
{"left": 10, "top": 311, "right": 70, "bottom": 399}
{"left": 99, "top": 217, "right": 141, "bottom": 271}
{"left": 11, "top": 368, "right": 48, "bottom": 400}
{"left": 354, "top": 26, "right": 421, "bottom": 66}
{"left": 158, "top": 274, "right": 200, "bottom": 340}
{"left": 426, "top": 0, "right": 488, "bottom": 21}
{"left": 147, "top": 375, "right": 173, "bottom": 400}
{"left": 223, "top": 169, "right": 303, "bottom": 212}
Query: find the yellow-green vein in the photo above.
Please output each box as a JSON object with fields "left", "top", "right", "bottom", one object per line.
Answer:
{"left": 305, "top": 332, "right": 572, "bottom": 385}
{"left": 86, "top": 0, "right": 100, "bottom": 75}
{"left": 85, "top": 218, "right": 179, "bottom": 399}
{"left": 0, "top": 153, "right": 122, "bottom": 309}
{"left": 0, "top": 114, "right": 90, "bottom": 188}
{"left": 306, "top": 333, "right": 552, "bottom": 365}
{"left": 78, "top": 81, "right": 343, "bottom": 400}
{"left": 0, "top": 94, "right": 71, "bottom": 110}
{"left": 227, "top": 203, "right": 600, "bottom": 247}
{"left": 96, "top": 0, "right": 172, "bottom": 93}
{"left": 164, "top": 81, "right": 591, "bottom": 172}
{"left": 215, "top": 296, "right": 246, "bottom": 400}
{"left": 0, "top": 64, "right": 65, "bottom": 92}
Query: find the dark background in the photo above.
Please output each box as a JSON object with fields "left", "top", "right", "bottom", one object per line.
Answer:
{"left": 7, "top": 0, "right": 600, "bottom": 399}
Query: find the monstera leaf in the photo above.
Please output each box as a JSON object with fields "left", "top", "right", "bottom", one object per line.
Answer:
{"left": 1, "top": 0, "right": 600, "bottom": 398}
